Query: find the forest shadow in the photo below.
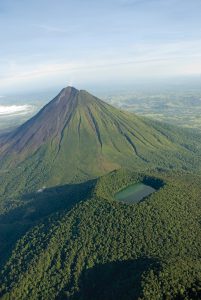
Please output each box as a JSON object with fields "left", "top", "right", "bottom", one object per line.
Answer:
{"left": 0, "top": 179, "right": 96, "bottom": 223}
{"left": 0, "top": 179, "right": 96, "bottom": 266}
{"left": 59, "top": 257, "right": 160, "bottom": 300}
{"left": 142, "top": 175, "right": 165, "bottom": 190}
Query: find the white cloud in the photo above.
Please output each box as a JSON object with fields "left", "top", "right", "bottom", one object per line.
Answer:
{"left": 36, "top": 24, "right": 71, "bottom": 34}
{"left": 0, "top": 105, "right": 34, "bottom": 116}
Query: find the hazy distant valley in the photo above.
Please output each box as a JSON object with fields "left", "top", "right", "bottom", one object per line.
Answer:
{"left": 105, "top": 87, "right": 201, "bottom": 130}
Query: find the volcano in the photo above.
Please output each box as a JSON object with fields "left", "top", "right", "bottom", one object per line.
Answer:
{"left": 0, "top": 86, "right": 200, "bottom": 193}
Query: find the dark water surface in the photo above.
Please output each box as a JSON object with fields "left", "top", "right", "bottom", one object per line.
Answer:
{"left": 115, "top": 183, "right": 156, "bottom": 204}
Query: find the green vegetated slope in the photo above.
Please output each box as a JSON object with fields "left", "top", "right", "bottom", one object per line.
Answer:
{"left": 0, "top": 169, "right": 201, "bottom": 300}
{"left": 0, "top": 179, "right": 96, "bottom": 267}
{"left": 0, "top": 87, "right": 201, "bottom": 210}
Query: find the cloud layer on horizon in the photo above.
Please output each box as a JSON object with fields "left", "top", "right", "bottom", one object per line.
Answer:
{"left": 0, "top": 105, "right": 34, "bottom": 116}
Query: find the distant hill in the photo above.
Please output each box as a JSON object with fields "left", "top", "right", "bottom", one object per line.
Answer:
{"left": 0, "top": 86, "right": 201, "bottom": 203}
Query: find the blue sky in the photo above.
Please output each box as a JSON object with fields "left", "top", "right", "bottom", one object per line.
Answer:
{"left": 0, "top": 0, "right": 201, "bottom": 93}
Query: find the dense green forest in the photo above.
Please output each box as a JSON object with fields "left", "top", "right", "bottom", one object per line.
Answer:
{"left": 0, "top": 169, "right": 201, "bottom": 299}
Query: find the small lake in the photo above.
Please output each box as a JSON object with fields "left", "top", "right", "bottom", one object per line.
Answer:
{"left": 115, "top": 183, "right": 156, "bottom": 204}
